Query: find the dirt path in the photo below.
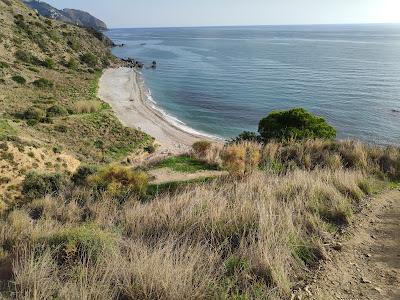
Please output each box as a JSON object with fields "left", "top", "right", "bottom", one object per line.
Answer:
{"left": 305, "top": 190, "right": 400, "bottom": 300}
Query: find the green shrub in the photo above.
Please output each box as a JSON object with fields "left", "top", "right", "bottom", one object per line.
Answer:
{"left": 88, "top": 165, "right": 148, "bottom": 198}
{"left": 0, "top": 61, "right": 9, "bottom": 68}
{"left": 22, "top": 171, "right": 68, "bottom": 200}
{"left": 46, "top": 105, "right": 67, "bottom": 117}
{"left": 144, "top": 144, "right": 156, "bottom": 154}
{"left": 41, "top": 58, "right": 55, "bottom": 69}
{"left": 21, "top": 107, "right": 45, "bottom": 121}
{"left": 65, "top": 57, "right": 78, "bottom": 70}
{"left": 11, "top": 75, "right": 26, "bottom": 84}
{"left": 43, "top": 225, "right": 114, "bottom": 263}
{"left": 258, "top": 108, "right": 336, "bottom": 141}
{"left": 33, "top": 78, "right": 54, "bottom": 88}
{"left": 28, "top": 67, "right": 39, "bottom": 73}
{"left": 80, "top": 53, "right": 98, "bottom": 67}
{"left": 15, "top": 50, "right": 41, "bottom": 65}
{"left": 71, "top": 165, "right": 98, "bottom": 186}
{"left": 52, "top": 145, "right": 62, "bottom": 154}
{"left": 67, "top": 38, "right": 80, "bottom": 51}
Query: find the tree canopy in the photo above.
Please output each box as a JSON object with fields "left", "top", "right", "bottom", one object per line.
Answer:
{"left": 258, "top": 108, "right": 336, "bottom": 141}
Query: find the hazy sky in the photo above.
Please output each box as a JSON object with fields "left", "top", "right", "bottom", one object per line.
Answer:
{"left": 46, "top": 0, "right": 400, "bottom": 28}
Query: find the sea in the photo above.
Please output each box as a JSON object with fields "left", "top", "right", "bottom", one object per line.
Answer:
{"left": 107, "top": 24, "right": 400, "bottom": 145}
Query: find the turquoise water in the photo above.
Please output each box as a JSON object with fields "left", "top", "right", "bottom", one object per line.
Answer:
{"left": 108, "top": 24, "right": 400, "bottom": 145}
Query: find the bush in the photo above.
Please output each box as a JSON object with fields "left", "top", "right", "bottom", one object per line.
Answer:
{"left": 21, "top": 107, "right": 45, "bottom": 121}
{"left": 71, "top": 165, "right": 98, "bottom": 186}
{"left": 65, "top": 58, "right": 78, "bottom": 70}
{"left": 221, "top": 144, "right": 246, "bottom": 176}
{"left": 41, "top": 58, "right": 55, "bottom": 69}
{"left": 11, "top": 75, "right": 26, "bottom": 84}
{"left": 33, "top": 78, "right": 54, "bottom": 88}
{"left": 144, "top": 144, "right": 156, "bottom": 154}
{"left": 258, "top": 108, "right": 336, "bottom": 141}
{"left": 80, "top": 53, "right": 98, "bottom": 68}
{"left": 15, "top": 50, "right": 41, "bottom": 65}
{"left": 44, "top": 225, "right": 114, "bottom": 262}
{"left": 22, "top": 171, "right": 68, "bottom": 200}
{"left": 192, "top": 141, "right": 212, "bottom": 160}
{"left": 46, "top": 105, "right": 67, "bottom": 117}
{"left": 0, "top": 61, "right": 9, "bottom": 68}
{"left": 88, "top": 165, "right": 148, "bottom": 198}
{"left": 221, "top": 142, "right": 261, "bottom": 176}
{"left": 18, "top": 107, "right": 45, "bottom": 125}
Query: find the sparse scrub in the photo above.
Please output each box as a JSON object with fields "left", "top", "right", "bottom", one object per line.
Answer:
{"left": 33, "top": 78, "right": 54, "bottom": 88}
{"left": 80, "top": 52, "right": 98, "bottom": 68}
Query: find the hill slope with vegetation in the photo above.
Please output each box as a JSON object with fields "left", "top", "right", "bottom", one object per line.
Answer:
{"left": 22, "top": 0, "right": 108, "bottom": 31}
{"left": 0, "top": 0, "right": 152, "bottom": 203}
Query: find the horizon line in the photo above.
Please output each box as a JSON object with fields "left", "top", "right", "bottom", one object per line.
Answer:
{"left": 108, "top": 22, "right": 400, "bottom": 30}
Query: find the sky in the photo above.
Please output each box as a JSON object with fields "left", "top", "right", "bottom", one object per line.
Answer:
{"left": 46, "top": 0, "right": 400, "bottom": 28}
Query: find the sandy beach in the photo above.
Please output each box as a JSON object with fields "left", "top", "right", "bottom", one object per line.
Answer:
{"left": 98, "top": 67, "right": 217, "bottom": 154}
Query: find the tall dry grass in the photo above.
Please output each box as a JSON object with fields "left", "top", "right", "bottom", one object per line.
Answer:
{"left": 72, "top": 100, "right": 101, "bottom": 114}
{"left": 0, "top": 166, "right": 380, "bottom": 299}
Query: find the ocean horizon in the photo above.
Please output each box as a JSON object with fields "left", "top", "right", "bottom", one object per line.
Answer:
{"left": 107, "top": 24, "right": 400, "bottom": 145}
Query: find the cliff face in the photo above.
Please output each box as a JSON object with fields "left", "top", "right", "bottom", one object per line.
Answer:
{"left": 23, "top": 0, "right": 108, "bottom": 31}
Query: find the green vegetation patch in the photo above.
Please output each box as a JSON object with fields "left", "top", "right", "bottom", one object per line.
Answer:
{"left": 43, "top": 225, "right": 115, "bottom": 262}
{"left": 33, "top": 78, "right": 54, "bottom": 88}
{"left": 22, "top": 171, "right": 68, "bottom": 200}
{"left": 153, "top": 155, "right": 219, "bottom": 173}
{"left": 0, "top": 119, "right": 17, "bottom": 139}
{"left": 11, "top": 75, "right": 26, "bottom": 84}
{"left": 0, "top": 61, "right": 9, "bottom": 68}
{"left": 259, "top": 108, "right": 336, "bottom": 141}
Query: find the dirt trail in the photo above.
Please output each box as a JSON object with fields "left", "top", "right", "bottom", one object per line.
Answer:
{"left": 307, "top": 190, "right": 400, "bottom": 300}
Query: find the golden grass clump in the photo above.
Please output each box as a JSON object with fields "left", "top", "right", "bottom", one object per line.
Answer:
{"left": 221, "top": 142, "right": 261, "bottom": 176}
{"left": 72, "top": 100, "right": 101, "bottom": 114}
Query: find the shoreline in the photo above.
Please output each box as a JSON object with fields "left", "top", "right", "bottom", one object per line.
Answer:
{"left": 98, "top": 67, "right": 220, "bottom": 154}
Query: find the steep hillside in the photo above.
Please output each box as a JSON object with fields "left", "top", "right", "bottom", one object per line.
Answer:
{"left": 23, "top": 0, "right": 108, "bottom": 31}
{"left": 0, "top": 0, "right": 152, "bottom": 204}
{"left": 63, "top": 8, "right": 107, "bottom": 31}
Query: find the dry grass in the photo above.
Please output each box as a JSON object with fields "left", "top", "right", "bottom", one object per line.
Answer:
{"left": 261, "top": 139, "right": 400, "bottom": 179}
{"left": 72, "top": 101, "right": 102, "bottom": 114}
{"left": 0, "top": 164, "right": 382, "bottom": 299}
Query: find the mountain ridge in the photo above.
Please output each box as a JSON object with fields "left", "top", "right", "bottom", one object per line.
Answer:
{"left": 22, "top": 0, "right": 108, "bottom": 31}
